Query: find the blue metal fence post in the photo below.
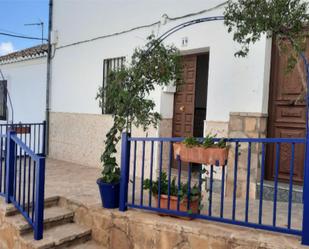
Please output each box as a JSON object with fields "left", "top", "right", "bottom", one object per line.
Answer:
{"left": 5, "top": 130, "right": 16, "bottom": 203}
{"left": 34, "top": 156, "right": 45, "bottom": 240}
{"left": 42, "top": 121, "right": 47, "bottom": 156}
{"left": 302, "top": 127, "right": 309, "bottom": 245}
{"left": 302, "top": 55, "right": 309, "bottom": 245}
{"left": 119, "top": 132, "right": 131, "bottom": 211}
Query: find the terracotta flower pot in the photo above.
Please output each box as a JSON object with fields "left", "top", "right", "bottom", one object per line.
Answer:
{"left": 155, "top": 194, "right": 199, "bottom": 214}
{"left": 173, "top": 143, "right": 228, "bottom": 166}
{"left": 10, "top": 126, "right": 30, "bottom": 134}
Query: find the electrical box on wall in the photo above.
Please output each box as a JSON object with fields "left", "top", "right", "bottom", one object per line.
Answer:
{"left": 50, "top": 30, "right": 59, "bottom": 44}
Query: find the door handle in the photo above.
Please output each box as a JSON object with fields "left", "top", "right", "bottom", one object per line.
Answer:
{"left": 179, "top": 106, "right": 185, "bottom": 112}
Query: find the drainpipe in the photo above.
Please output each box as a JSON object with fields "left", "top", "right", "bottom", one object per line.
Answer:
{"left": 45, "top": 0, "right": 53, "bottom": 156}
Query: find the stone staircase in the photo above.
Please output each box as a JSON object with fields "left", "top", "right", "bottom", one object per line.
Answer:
{"left": 3, "top": 196, "right": 104, "bottom": 249}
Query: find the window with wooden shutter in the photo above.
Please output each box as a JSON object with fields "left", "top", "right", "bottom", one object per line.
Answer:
{"left": 102, "top": 57, "right": 125, "bottom": 114}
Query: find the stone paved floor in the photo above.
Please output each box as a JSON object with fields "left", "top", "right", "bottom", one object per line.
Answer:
{"left": 45, "top": 159, "right": 101, "bottom": 207}
{"left": 45, "top": 159, "right": 303, "bottom": 231}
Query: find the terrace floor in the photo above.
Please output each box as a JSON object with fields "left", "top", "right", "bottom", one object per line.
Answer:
{"left": 45, "top": 159, "right": 303, "bottom": 230}
{"left": 45, "top": 159, "right": 102, "bottom": 207}
{"left": 42, "top": 158, "right": 308, "bottom": 248}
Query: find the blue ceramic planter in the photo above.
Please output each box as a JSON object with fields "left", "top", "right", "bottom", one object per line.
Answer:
{"left": 97, "top": 179, "right": 120, "bottom": 209}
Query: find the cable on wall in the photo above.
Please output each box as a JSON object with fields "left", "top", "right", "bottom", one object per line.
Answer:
{"left": 53, "top": 1, "right": 228, "bottom": 52}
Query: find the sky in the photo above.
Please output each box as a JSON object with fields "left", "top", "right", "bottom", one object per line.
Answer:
{"left": 0, "top": 0, "right": 49, "bottom": 55}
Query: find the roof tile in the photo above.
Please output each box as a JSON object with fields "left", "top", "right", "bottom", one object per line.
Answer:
{"left": 0, "top": 44, "right": 48, "bottom": 64}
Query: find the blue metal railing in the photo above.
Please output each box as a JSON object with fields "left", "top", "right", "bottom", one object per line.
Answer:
{"left": 5, "top": 130, "right": 45, "bottom": 240}
{"left": 0, "top": 121, "right": 46, "bottom": 198}
{"left": 119, "top": 133, "right": 308, "bottom": 244}
{"left": 0, "top": 134, "right": 7, "bottom": 198}
{"left": 0, "top": 121, "right": 46, "bottom": 155}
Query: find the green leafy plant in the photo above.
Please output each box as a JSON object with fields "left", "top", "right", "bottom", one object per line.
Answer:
{"left": 224, "top": 0, "right": 309, "bottom": 69}
{"left": 182, "top": 134, "right": 227, "bottom": 149}
{"left": 201, "top": 134, "right": 216, "bottom": 148}
{"left": 96, "top": 35, "right": 181, "bottom": 183}
{"left": 143, "top": 172, "right": 201, "bottom": 202}
{"left": 182, "top": 137, "right": 200, "bottom": 148}
{"left": 217, "top": 138, "right": 227, "bottom": 149}
{"left": 224, "top": 0, "right": 309, "bottom": 102}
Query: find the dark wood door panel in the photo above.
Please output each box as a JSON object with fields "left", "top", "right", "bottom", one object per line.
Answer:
{"left": 275, "top": 105, "right": 306, "bottom": 124}
{"left": 266, "top": 127, "right": 305, "bottom": 183}
{"left": 266, "top": 38, "right": 307, "bottom": 184}
{"left": 172, "top": 55, "right": 197, "bottom": 169}
{"left": 172, "top": 55, "right": 197, "bottom": 138}
{"left": 277, "top": 128, "right": 304, "bottom": 182}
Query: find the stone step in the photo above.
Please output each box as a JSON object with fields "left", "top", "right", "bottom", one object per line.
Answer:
{"left": 8, "top": 205, "right": 74, "bottom": 235}
{"left": 5, "top": 196, "right": 59, "bottom": 216}
{"left": 66, "top": 240, "right": 106, "bottom": 249}
{"left": 21, "top": 223, "right": 91, "bottom": 249}
{"left": 256, "top": 180, "right": 303, "bottom": 203}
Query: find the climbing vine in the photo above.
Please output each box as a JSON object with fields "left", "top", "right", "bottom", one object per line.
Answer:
{"left": 96, "top": 35, "right": 181, "bottom": 183}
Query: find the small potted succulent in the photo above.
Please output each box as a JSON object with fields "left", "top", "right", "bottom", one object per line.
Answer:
{"left": 173, "top": 134, "right": 229, "bottom": 166}
{"left": 143, "top": 172, "right": 201, "bottom": 215}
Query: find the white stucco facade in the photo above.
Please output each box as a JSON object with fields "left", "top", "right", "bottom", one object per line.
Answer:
{"left": 48, "top": 0, "right": 273, "bottom": 168}
{"left": 50, "top": 0, "right": 271, "bottom": 122}
{"left": 0, "top": 57, "right": 47, "bottom": 124}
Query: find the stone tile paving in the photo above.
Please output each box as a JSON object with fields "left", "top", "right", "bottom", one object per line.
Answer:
{"left": 45, "top": 159, "right": 303, "bottom": 231}
{"left": 45, "top": 159, "right": 102, "bottom": 207}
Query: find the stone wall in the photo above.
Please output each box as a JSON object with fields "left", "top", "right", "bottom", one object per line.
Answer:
{"left": 204, "top": 120, "right": 229, "bottom": 137}
{"left": 49, "top": 112, "right": 114, "bottom": 168}
{"left": 49, "top": 112, "right": 171, "bottom": 179}
{"left": 226, "top": 112, "right": 267, "bottom": 199}
{"left": 58, "top": 197, "right": 303, "bottom": 249}
{"left": 0, "top": 199, "right": 33, "bottom": 249}
{"left": 49, "top": 111, "right": 269, "bottom": 199}
{"left": 0, "top": 195, "right": 304, "bottom": 249}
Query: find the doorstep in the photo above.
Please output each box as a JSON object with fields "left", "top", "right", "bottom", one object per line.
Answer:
{"left": 256, "top": 180, "right": 303, "bottom": 203}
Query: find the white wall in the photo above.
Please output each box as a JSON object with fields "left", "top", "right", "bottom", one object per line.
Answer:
{"left": 51, "top": 0, "right": 271, "bottom": 122}
{"left": 0, "top": 57, "right": 47, "bottom": 123}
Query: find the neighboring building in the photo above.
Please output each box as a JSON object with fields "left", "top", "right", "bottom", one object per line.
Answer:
{"left": 48, "top": 1, "right": 304, "bottom": 197}
{"left": 0, "top": 44, "right": 47, "bottom": 124}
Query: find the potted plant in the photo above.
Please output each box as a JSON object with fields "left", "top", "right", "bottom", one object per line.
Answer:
{"left": 143, "top": 172, "right": 201, "bottom": 215}
{"left": 96, "top": 125, "right": 121, "bottom": 208}
{"left": 96, "top": 35, "right": 181, "bottom": 208}
{"left": 173, "top": 134, "right": 229, "bottom": 166}
{"left": 9, "top": 124, "right": 30, "bottom": 134}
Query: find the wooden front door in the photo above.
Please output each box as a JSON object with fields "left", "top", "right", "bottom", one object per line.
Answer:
{"left": 172, "top": 55, "right": 197, "bottom": 138}
{"left": 266, "top": 39, "right": 308, "bottom": 184}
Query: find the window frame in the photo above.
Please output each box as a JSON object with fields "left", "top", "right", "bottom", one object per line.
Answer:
{"left": 102, "top": 56, "right": 125, "bottom": 114}
{"left": 0, "top": 80, "right": 7, "bottom": 121}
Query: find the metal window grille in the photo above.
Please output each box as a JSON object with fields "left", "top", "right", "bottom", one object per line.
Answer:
{"left": 0, "top": 80, "right": 7, "bottom": 120}
{"left": 102, "top": 57, "right": 125, "bottom": 114}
